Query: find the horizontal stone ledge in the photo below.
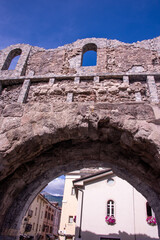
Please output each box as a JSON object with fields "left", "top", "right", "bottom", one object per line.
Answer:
{"left": 1, "top": 72, "right": 160, "bottom": 86}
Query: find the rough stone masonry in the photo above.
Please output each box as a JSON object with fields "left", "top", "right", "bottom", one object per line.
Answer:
{"left": 0, "top": 37, "right": 160, "bottom": 239}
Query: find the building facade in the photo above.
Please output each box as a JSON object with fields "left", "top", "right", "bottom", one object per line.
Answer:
{"left": 19, "top": 194, "right": 61, "bottom": 240}
{"left": 19, "top": 194, "right": 48, "bottom": 239}
{"left": 42, "top": 201, "right": 61, "bottom": 240}
{"left": 52, "top": 204, "right": 61, "bottom": 238}
{"left": 59, "top": 170, "right": 159, "bottom": 240}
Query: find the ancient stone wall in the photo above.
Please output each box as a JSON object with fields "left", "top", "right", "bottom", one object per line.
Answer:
{"left": 1, "top": 37, "right": 160, "bottom": 239}
{"left": 0, "top": 37, "right": 160, "bottom": 106}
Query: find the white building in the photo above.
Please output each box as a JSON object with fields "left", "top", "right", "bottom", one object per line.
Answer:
{"left": 59, "top": 169, "right": 159, "bottom": 240}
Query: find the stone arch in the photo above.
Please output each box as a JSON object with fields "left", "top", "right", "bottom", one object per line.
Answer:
{"left": 0, "top": 101, "right": 160, "bottom": 239}
{"left": 1, "top": 48, "right": 22, "bottom": 71}
{"left": 81, "top": 43, "right": 97, "bottom": 66}
{"left": 0, "top": 44, "right": 31, "bottom": 78}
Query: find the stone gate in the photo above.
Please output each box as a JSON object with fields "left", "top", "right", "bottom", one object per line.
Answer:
{"left": 0, "top": 37, "right": 160, "bottom": 239}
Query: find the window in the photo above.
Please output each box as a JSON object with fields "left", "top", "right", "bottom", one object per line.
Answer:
{"left": 42, "top": 225, "right": 45, "bottom": 232}
{"left": 50, "top": 226, "right": 53, "bottom": 233}
{"left": 81, "top": 43, "right": 97, "bottom": 66}
{"left": 146, "top": 202, "right": 155, "bottom": 217}
{"left": 32, "top": 223, "right": 35, "bottom": 230}
{"left": 36, "top": 224, "right": 38, "bottom": 232}
{"left": 66, "top": 237, "right": 73, "bottom": 240}
{"left": 35, "top": 207, "right": 37, "bottom": 216}
{"left": 71, "top": 187, "right": 75, "bottom": 195}
{"left": 51, "top": 214, "right": 53, "bottom": 221}
{"left": 28, "top": 209, "right": 33, "bottom": 217}
{"left": 48, "top": 212, "right": 50, "bottom": 220}
{"left": 107, "top": 178, "right": 115, "bottom": 186}
{"left": 46, "top": 225, "right": 49, "bottom": 233}
{"left": 68, "top": 216, "right": 73, "bottom": 223}
{"left": 107, "top": 200, "right": 115, "bottom": 217}
{"left": 2, "top": 48, "right": 22, "bottom": 70}
{"left": 25, "top": 224, "right": 32, "bottom": 232}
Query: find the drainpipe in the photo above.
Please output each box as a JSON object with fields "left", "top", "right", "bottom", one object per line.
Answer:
{"left": 77, "top": 188, "right": 84, "bottom": 239}
{"left": 132, "top": 187, "right": 136, "bottom": 240}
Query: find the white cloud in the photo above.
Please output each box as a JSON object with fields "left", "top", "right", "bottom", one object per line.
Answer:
{"left": 43, "top": 176, "right": 65, "bottom": 196}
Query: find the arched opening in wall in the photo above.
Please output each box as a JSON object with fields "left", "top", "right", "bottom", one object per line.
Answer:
{"left": 1, "top": 48, "right": 22, "bottom": 70}
{"left": 0, "top": 115, "right": 160, "bottom": 239}
{"left": 81, "top": 43, "right": 97, "bottom": 66}
{"left": 18, "top": 167, "right": 159, "bottom": 240}
{"left": 19, "top": 177, "right": 64, "bottom": 240}
{"left": 146, "top": 202, "right": 156, "bottom": 217}
{"left": 107, "top": 200, "right": 115, "bottom": 217}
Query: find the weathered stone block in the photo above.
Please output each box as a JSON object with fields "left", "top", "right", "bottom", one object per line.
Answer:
{"left": 0, "top": 133, "right": 10, "bottom": 151}
{"left": 3, "top": 104, "right": 23, "bottom": 117}
{"left": 108, "top": 86, "right": 119, "bottom": 94}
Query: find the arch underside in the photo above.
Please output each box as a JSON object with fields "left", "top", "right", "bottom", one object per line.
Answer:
{"left": 1, "top": 48, "right": 22, "bottom": 71}
{"left": 0, "top": 101, "right": 160, "bottom": 239}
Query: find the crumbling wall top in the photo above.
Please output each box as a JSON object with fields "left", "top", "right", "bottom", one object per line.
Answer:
{"left": 0, "top": 37, "right": 160, "bottom": 81}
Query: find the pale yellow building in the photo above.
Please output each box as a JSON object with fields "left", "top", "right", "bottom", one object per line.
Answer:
{"left": 19, "top": 193, "right": 48, "bottom": 238}
{"left": 59, "top": 169, "right": 102, "bottom": 240}
{"left": 59, "top": 171, "right": 81, "bottom": 240}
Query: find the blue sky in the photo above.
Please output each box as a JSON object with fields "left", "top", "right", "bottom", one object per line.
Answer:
{"left": 44, "top": 176, "right": 65, "bottom": 196}
{"left": 1, "top": 0, "right": 160, "bottom": 194}
{"left": 0, "top": 0, "right": 160, "bottom": 50}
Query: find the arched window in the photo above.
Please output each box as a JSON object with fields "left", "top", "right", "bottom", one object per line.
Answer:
{"left": 146, "top": 202, "right": 155, "bottom": 217}
{"left": 81, "top": 43, "right": 97, "bottom": 66}
{"left": 2, "top": 48, "right": 22, "bottom": 70}
{"left": 107, "top": 200, "right": 115, "bottom": 217}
